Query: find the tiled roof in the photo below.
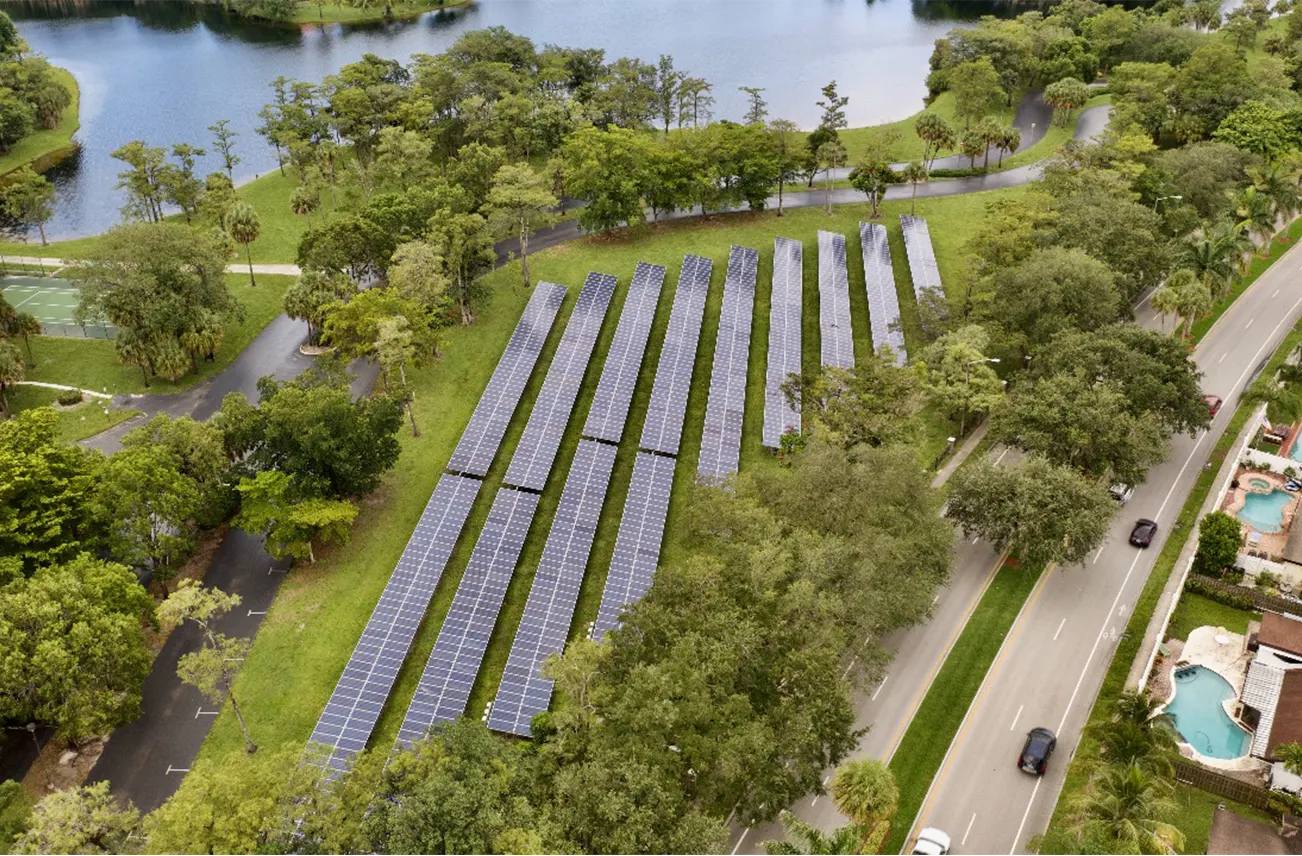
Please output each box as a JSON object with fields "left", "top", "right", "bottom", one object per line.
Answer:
{"left": 1261, "top": 613, "right": 1302, "bottom": 659}
{"left": 1244, "top": 658, "right": 1285, "bottom": 758}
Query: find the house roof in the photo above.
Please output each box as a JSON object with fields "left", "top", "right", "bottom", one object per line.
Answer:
{"left": 1269, "top": 671, "right": 1302, "bottom": 760}
{"left": 1283, "top": 523, "right": 1302, "bottom": 566}
{"left": 1245, "top": 658, "right": 1286, "bottom": 758}
{"left": 1203, "top": 802, "right": 1296, "bottom": 849}
{"left": 1261, "top": 613, "right": 1302, "bottom": 659}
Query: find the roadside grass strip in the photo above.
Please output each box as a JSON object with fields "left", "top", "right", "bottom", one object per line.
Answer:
{"left": 1190, "top": 217, "right": 1302, "bottom": 344}
{"left": 883, "top": 561, "right": 1045, "bottom": 854}
{"left": 1046, "top": 315, "right": 1302, "bottom": 842}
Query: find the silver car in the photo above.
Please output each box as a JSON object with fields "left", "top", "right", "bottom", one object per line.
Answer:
{"left": 912, "top": 828, "right": 951, "bottom": 855}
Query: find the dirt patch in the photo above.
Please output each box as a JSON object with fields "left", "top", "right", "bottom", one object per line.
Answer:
{"left": 19, "top": 738, "right": 104, "bottom": 802}
{"left": 1150, "top": 637, "right": 1186, "bottom": 702}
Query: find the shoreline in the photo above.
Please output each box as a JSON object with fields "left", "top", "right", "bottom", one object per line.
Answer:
{"left": 0, "top": 63, "right": 80, "bottom": 179}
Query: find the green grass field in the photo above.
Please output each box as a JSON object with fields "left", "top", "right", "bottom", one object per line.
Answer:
{"left": 21, "top": 273, "right": 293, "bottom": 396}
{"left": 1166, "top": 592, "right": 1260, "bottom": 644}
{"left": 0, "top": 66, "right": 79, "bottom": 178}
{"left": 288, "top": 0, "right": 471, "bottom": 23}
{"left": 6, "top": 384, "right": 140, "bottom": 443}
{"left": 196, "top": 189, "right": 1019, "bottom": 763}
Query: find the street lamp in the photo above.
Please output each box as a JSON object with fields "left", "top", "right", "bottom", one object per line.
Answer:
{"left": 961, "top": 357, "right": 1000, "bottom": 436}
{"left": 1153, "top": 194, "right": 1183, "bottom": 212}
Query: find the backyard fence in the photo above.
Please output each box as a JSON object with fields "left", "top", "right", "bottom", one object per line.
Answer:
{"left": 1189, "top": 572, "right": 1302, "bottom": 618}
{"left": 1174, "top": 757, "right": 1273, "bottom": 811}
{"left": 37, "top": 320, "right": 116, "bottom": 340}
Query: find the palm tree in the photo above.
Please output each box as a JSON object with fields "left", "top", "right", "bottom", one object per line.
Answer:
{"left": 1277, "top": 742, "right": 1302, "bottom": 775}
{"left": 290, "top": 184, "right": 320, "bottom": 228}
{"left": 996, "top": 126, "right": 1021, "bottom": 167}
{"left": 976, "top": 116, "right": 1003, "bottom": 170}
{"left": 1149, "top": 284, "right": 1181, "bottom": 332}
{"left": 901, "top": 162, "right": 928, "bottom": 215}
{"left": 1072, "top": 762, "right": 1184, "bottom": 854}
{"left": 1250, "top": 160, "right": 1302, "bottom": 228}
{"left": 8, "top": 311, "right": 39, "bottom": 366}
{"left": 1172, "top": 270, "right": 1212, "bottom": 338}
{"left": 764, "top": 811, "right": 863, "bottom": 855}
{"left": 1232, "top": 185, "right": 1277, "bottom": 253}
{"left": 224, "top": 201, "right": 262, "bottom": 288}
{"left": 1182, "top": 225, "right": 1244, "bottom": 300}
{"left": 831, "top": 758, "right": 899, "bottom": 835}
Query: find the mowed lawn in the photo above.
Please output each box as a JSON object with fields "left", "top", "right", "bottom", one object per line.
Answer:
{"left": 6, "top": 384, "right": 139, "bottom": 443}
{"left": 21, "top": 273, "right": 294, "bottom": 396}
{"left": 197, "top": 188, "right": 1023, "bottom": 763}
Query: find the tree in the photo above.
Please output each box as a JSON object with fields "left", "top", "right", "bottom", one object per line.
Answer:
{"left": 284, "top": 269, "right": 353, "bottom": 345}
{"left": 198, "top": 172, "right": 237, "bottom": 227}
{"left": 996, "top": 125, "right": 1020, "bottom": 166}
{"left": 976, "top": 115, "right": 1003, "bottom": 169}
{"left": 0, "top": 166, "right": 53, "bottom": 245}
{"left": 484, "top": 162, "right": 558, "bottom": 289}
{"left": 1183, "top": 223, "right": 1249, "bottom": 300}
{"left": 0, "top": 339, "right": 21, "bottom": 416}
{"left": 387, "top": 240, "right": 450, "bottom": 320}
{"left": 788, "top": 356, "right": 922, "bottom": 449}
{"left": 158, "top": 580, "right": 257, "bottom": 753}
{"left": 830, "top": 759, "right": 898, "bottom": 835}
{"left": 1192, "top": 510, "right": 1243, "bottom": 576}
{"left": 947, "top": 455, "right": 1116, "bottom": 568}
{"left": 8, "top": 311, "right": 39, "bottom": 366}
{"left": 988, "top": 247, "right": 1120, "bottom": 351}
{"left": 207, "top": 118, "right": 240, "bottom": 180}
{"left": 11, "top": 783, "right": 139, "bottom": 856}
{"left": 1045, "top": 77, "right": 1089, "bottom": 127}
{"left": 1249, "top": 160, "right": 1302, "bottom": 227}
{"left": 816, "top": 139, "right": 847, "bottom": 215}
{"left": 1069, "top": 763, "right": 1184, "bottom": 854}
{"left": 376, "top": 316, "right": 420, "bottom": 436}
{"left": 224, "top": 201, "right": 261, "bottom": 288}
{"left": 652, "top": 54, "right": 683, "bottom": 134}
{"left": 427, "top": 208, "right": 495, "bottom": 325}
{"left": 1169, "top": 42, "right": 1255, "bottom": 141}
{"left": 915, "top": 112, "right": 957, "bottom": 171}
{"left": 1213, "top": 100, "right": 1298, "bottom": 159}
{"left": 920, "top": 325, "right": 1004, "bottom": 434}
{"left": 321, "top": 287, "right": 436, "bottom": 364}
{"left": 235, "top": 470, "right": 358, "bottom": 564}
{"left": 111, "top": 140, "right": 167, "bottom": 223}
{"left": 739, "top": 85, "right": 768, "bottom": 126}
{"left": 764, "top": 811, "right": 863, "bottom": 855}
{"left": 121, "top": 412, "right": 233, "bottom": 528}
{"left": 816, "top": 80, "right": 849, "bottom": 135}
{"left": 1232, "top": 184, "right": 1276, "bottom": 252}
{"left": 951, "top": 57, "right": 1005, "bottom": 128}
{"left": 159, "top": 143, "right": 206, "bottom": 223}
{"left": 289, "top": 183, "right": 320, "bottom": 227}
{"left": 959, "top": 128, "right": 986, "bottom": 169}
{"left": 848, "top": 158, "right": 896, "bottom": 219}
{"left": 0, "top": 555, "right": 153, "bottom": 742}
{"left": 1277, "top": 742, "right": 1302, "bottom": 774}
{"left": 560, "top": 126, "right": 651, "bottom": 233}
{"left": 768, "top": 119, "right": 803, "bottom": 217}
{"left": 296, "top": 213, "right": 390, "bottom": 282}
{"left": 900, "top": 161, "right": 928, "bottom": 215}
{"left": 1149, "top": 281, "right": 1181, "bottom": 332}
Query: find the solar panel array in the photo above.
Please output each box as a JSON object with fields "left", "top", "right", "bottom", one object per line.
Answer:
{"left": 504, "top": 274, "right": 617, "bottom": 492}
{"left": 583, "top": 263, "right": 667, "bottom": 444}
{"left": 763, "top": 237, "right": 803, "bottom": 449}
{"left": 817, "top": 231, "right": 854, "bottom": 369}
{"left": 640, "top": 255, "right": 712, "bottom": 456}
{"left": 698, "top": 245, "right": 758, "bottom": 481}
{"left": 488, "top": 440, "right": 617, "bottom": 736}
{"left": 396, "top": 488, "right": 540, "bottom": 748}
{"left": 308, "top": 474, "right": 480, "bottom": 775}
{"left": 591, "top": 451, "right": 677, "bottom": 640}
{"left": 860, "top": 222, "right": 906, "bottom": 366}
{"left": 900, "top": 214, "right": 943, "bottom": 299}
{"left": 448, "top": 283, "right": 567, "bottom": 477}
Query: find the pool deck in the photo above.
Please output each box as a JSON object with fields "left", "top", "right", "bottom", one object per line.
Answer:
{"left": 1160, "top": 626, "right": 1265, "bottom": 774}
{"left": 1223, "top": 468, "right": 1300, "bottom": 558}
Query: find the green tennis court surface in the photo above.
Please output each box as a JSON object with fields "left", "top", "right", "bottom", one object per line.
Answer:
{"left": 1, "top": 276, "right": 116, "bottom": 339}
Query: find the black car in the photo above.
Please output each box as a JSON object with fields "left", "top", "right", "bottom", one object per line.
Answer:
{"left": 1130, "top": 518, "right": 1158, "bottom": 548}
{"left": 1018, "top": 727, "right": 1057, "bottom": 775}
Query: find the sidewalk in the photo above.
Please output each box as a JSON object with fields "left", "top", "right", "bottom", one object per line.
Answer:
{"left": 2, "top": 255, "right": 302, "bottom": 276}
{"left": 931, "top": 419, "right": 990, "bottom": 489}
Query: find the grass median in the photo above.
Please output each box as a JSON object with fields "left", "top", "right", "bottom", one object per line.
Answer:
{"left": 883, "top": 561, "right": 1045, "bottom": 854}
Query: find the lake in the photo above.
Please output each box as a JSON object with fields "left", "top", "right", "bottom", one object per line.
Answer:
{"left": 11, "top": 0, "right": 1016, "bottom": 240}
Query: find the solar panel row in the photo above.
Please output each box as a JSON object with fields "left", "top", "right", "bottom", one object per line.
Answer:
{"left": 396, "top": 487, "right": 540, "bottom": 748}
{"left": 817, "top": 230, "right": 854, "bottom": 369}
{"left": 591, "top": 451, "right": 677, "bottom": 640}
{"left": 640, "top": 254, "right": 712, "bottom": 456}
{"left": 488, "top": 440, "right": 617, "bottom": 736}
{"left": 308, "top": 473, "right": 480, "bottom": 775}
{"left": 698, "top": 245, "right": 758, "bottom": 481}
{"left": 583, "top": 262, "right": 668, "bottom": 444}
{"left": 504, "top": 274, "right": 617, "bottom": 492}
{"left": 900, "top": 214, "right": 943, "bottom": 299}
{"left": 448, "top": 283, "right": 567, "bottom": 477}
{"left": 859, "top": 222, "right": 906, "bottom": 366}
{"left": 763, "top": 237, "right": 803, "bottom": 448}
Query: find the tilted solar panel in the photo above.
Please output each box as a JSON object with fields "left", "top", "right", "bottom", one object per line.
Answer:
{"left": 504, "top": 274, "right": 617, "bottom": 492}
{"left": 447, "top": 283, "right": 567, "bottom": 477}
{"left": 308, "top": 473, "right": 480, "bottom": 775}
{"left": 395, "top": 487, "right": 540, "bottom": 748}
{"left": 900, "top": 214, "right": 943, "bottom": 298}
{"left": 640, "top": 254, "right": 712, "bottom": 456}
{"left": 488, "top": 440, "right": 617, "bottom": 736}
{"left": 698, "top": 245, "right": 758, "bottom": 481}
{"left": 859, "top": 222, "right": 906, "bottom": 365}
{"left": 817, "top": 230, "right": 855, "bottom": 369}
{"left": 590, "top": 451, "right": 676, "bottom": 640}
{"left": 583, "top": 263, "right": 667, "bottom": 444}
{"left": 762, "top": 237, "right": 802, "bottom": 449}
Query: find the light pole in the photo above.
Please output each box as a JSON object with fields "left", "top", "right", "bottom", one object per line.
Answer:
{"left": 961, "top": 357, "right": 1000, "bottom": 436}
{"left": 1154, "top": 194, "right": 1183, "bottom": 212}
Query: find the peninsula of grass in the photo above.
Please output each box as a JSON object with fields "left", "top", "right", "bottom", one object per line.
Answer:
{"left": 0, "top": 66, "right": 79, "bottom": 177}
{"left": 7, "top": 384, "right": 140, "bottom": 442}
{"left": 288, "top": 0, "right": 471, "bottom": 24}
{"left": 23, "top": 273, "right": 294, "bottom": 396}
{"left": 196, "top": 189, "right": 1019, "bottom": 764}
{"left": 882, "top": 562, "right": 1044, "bottom": 855}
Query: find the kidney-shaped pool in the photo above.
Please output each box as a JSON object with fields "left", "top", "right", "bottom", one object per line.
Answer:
{"left": 1165, "top": 665, "right": 1250, "bottom": 760}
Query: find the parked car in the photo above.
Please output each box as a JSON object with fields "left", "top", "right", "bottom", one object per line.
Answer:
{"left": 1130, "top": 518, "right": 1158, "bottom": 548}
{"left": 1018, "top": 727, "right": 1057, "bottom": 775}
{"left": 1205, "top": 394, "right": 1223, "bottom": 419}
{"left": 1109, "top": 483, "right": 1134, "bottom": 505}
{"left": 912, "top": 828, "right": 952, "bottom": 855}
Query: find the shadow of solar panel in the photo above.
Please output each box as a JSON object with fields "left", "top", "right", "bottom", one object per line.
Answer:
{"left": 504, "top": 274, "right": 617, "bottom": 491}
{"left": 763, "top": 237, "right": 802, "bottom": 449}
{"left": 640, "top": 254, "right": 711, "bottom": 455}
{"left": 698, "top": 245, "right": 757, "bottom": 482}
{"left": 591, "top": 451, "right": 676, "bottom": 640}
{"left": 488, "top": 440, "right": 617, "bottom": 736}
{"left": 308, "top": 473, "right": 480, "bottom": 775}
{"left": 817, "top": 230, "right": 854, "bottom": 369}
{"left": 396, "top": 488, "right": 540, "bottom": 748}
{"left": 859, "top": 222, "right": 906, "bottom": 366}
{"left": 447, "top": 283, "right": 566, "bottom": 477}
{"left": 900, "top": 214, "right": 943, "bottom": 299}
{"left": 583, "top": 262, "right": 667, "bottom": 444}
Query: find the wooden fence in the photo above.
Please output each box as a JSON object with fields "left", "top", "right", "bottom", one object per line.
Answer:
{"left": 1174, "top": 757, "right": 1273, "bottom": 811}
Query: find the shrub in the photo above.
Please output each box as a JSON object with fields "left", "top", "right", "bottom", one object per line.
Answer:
{"left": 55, "top": 388, "right": 83, "bottom": 406}
{"left": 1185, "top": 574, "right": 1256, "bottom": 610}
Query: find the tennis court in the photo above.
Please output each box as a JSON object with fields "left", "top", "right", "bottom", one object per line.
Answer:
{"left": 1, "top": 276, "right": 116, "bottom": 339}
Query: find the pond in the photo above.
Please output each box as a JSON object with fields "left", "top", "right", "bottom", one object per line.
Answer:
{"left": 10, "top": 0, "right": 1018, "bottom": 239}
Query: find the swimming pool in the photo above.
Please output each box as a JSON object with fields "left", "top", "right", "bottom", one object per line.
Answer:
{"left": 1166, "top": 666, "right": 1249, "bottom": 759}
{"left": 1237, "top": 489, "right": 1294, "bottom": 533}
{"left": 1249, "top": 478, "right": 1273, "bottom": 490}
{"left": 1292, "top": 434, "right": 1302, "bottom": 460}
